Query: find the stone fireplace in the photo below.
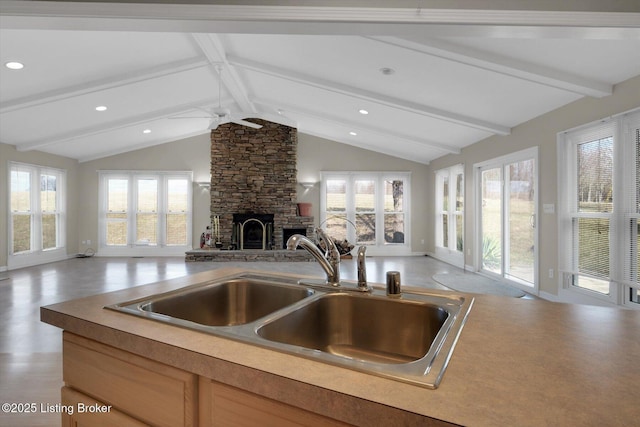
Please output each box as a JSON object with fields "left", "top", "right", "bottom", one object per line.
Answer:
{"left": 186, "top": 119, "right": 314, "bottom": 261}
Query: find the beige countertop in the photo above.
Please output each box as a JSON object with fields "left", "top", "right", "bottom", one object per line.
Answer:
{"left": 41, "top": 268, "right": 640, "bottom": 426}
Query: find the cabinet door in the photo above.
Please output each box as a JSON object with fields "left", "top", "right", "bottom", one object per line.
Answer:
{"left": 61, "top": 387, "right": 147, "bottom": 427}
{"left": 200, "top": 379, "right": 354, "bottom": 427}
{"left": 63, "top": 333, "right": 198, "bottom": 427}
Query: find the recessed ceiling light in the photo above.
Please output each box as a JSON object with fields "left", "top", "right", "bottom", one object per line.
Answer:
{"left": 95, "top": 106, "right": 107, "bottom": 112}
{"left": 143, "top": 129, "right": 151, "bottom": 134}
{"left": 5, "top": 61, "right": 24, "bottom": 70}
{"left": 349, "top": 131, "right": 357, "bottom": 136}
{"left": 359, "top": 109, "right": 369, "bottom": 115}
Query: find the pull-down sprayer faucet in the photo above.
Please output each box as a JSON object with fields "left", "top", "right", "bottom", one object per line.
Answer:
{"left": 357, "top": 245, "right": 371, "bottom": 292}
{"left": 286, "top": 228, "right": 340, "bottom": 287}
{"left": 287, "top": 228, "right": 370, "bottom": 292}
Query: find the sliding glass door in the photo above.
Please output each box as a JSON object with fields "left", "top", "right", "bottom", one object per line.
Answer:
{"left": 477, "top": 148, "right": 538, "bottom": 290}
{"left": 435, "top": 165, "right": 464, "bottom": 267}
{"left": 481, "top": 167, "right": 503, "bottom": 275}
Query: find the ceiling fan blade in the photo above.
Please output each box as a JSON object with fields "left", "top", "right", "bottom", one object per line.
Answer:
{"left": 232, "top": 119, "right": 262, "bottom": 129}
{"left": 196, "top": 106, "right": 214, "bottom": 115}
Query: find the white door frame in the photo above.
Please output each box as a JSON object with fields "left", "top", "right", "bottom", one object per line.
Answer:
{"left": 473, "top": 146, "right": 539, "bottom": 294}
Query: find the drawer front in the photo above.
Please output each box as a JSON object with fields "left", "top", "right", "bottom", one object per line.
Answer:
{"left": 61, "top": 386, "right": 148, "bottom": 427}
{"left": 63, "top": 333, "right": 197, "bottom": 427}
{"left": 201, "top": 379, "right": 353, "bottom": 427}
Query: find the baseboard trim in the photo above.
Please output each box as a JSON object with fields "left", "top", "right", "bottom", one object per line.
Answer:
{"left": 96, "top": 246, "right": 191, "bottom": 257}
{"left": 426, "top": 251, "right": 465, "bottom": 270}
{"left": 539, "top": 289, "right": 619, "bottom": 307}
{"left": 538, "top": 291, "right": 561, "bottom": 303}
{"left": 7, "top": 250, "right": 70, "bottom": 270}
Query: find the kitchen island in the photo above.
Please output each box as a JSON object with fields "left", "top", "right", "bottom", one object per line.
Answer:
{"left": 41, "top": 268, "right": 640, "bottom": 426}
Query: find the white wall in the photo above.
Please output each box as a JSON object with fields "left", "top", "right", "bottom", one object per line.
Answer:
{"left": 0, "top": 143, "right": 80, "bottom": 269}
{"left": 73, "top": 130, "right": 430, "bottom": 255}
{"left": 76, "top": 133, "right": 212, "bottom": 254}
{"left": 4, "top": 72, "right": 637, "bottom": 285}
{"left": 426, "top": 74, "right": 640, "bottom": 298}
{"left": 296, "top": 134, "right": 430, "bottom": 254}
{"left": 1, "top": 128, "right": 429, "bottom": 269}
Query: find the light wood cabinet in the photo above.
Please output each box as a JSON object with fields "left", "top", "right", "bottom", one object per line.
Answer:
{"left": 199, "top": 378, "right": 353, "bottom": 427}
{"left": 62, "top": 333, "right": 198, "bottom": 427}
{"left": 61, "top": 332, "right": 354, "bottom": 427}
{"left": 61, "top": 387, "right": 147, "bottom": 427}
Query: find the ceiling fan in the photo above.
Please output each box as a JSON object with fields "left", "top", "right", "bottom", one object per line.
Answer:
{"left": 171, "top": 65, "right": 262, "bottom": 130}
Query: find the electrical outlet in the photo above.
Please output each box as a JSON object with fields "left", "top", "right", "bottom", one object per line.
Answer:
{"left": 548, "top": 269, "right": 554, "bottom": 279}
{"left": 86, "top": 240, "right": 91, "bottom": 245}
{"left": 421, "top": 239, "right": 425, "bottom": 245}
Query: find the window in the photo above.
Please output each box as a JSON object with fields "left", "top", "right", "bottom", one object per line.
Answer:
{"left": 558, "top": 109, "right": 640, "bottom": 307}
{"left": 106, "top": 177, "right": 128, "bottom": 246}
{"left": 99, "top": 171, "right": 192, "bottom": 254}
{"left": 9, "top": 162, "right": 66, "bottom": 265}
{"left": 355, "top": 179, "right": 376, "bottom": 244}
{"left": 321, "top": 172, "right": 410, "bottom": 255}
{"left": 136, "top": 177, "right": 158, "bottom": 245}
{"left": 166, "top": 179, "right": 189, "bottom": 245}
{"left": 384, "top": 178, "right": 406, "bottom": 245}
{"left": 435, "top": 165, "right": 464, "bottom": 266}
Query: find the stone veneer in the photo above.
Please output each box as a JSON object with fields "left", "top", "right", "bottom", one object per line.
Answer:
{"left": 209, "top": 119, "right": 314, "bottom": 250}
{"left": 185, "top": 249, "right": 312, "bottom": 262}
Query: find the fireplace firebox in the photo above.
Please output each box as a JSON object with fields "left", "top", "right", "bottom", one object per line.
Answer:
{"left": 232, "top": 213, "right": 274, "bottom": 250}
{"left": 282, "top": 228, "right": 307, "bottom": 249}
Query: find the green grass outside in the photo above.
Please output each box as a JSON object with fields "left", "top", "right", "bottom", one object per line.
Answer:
{"left": 481, "top": 196, "right": 535, "bottom": 283}
{"left": 11, "top": 188, "right": 58, "bottom": 252}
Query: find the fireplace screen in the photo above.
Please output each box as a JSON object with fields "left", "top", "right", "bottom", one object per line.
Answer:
{"left": 232, "top": 213, "right": 274, "bottom": 250}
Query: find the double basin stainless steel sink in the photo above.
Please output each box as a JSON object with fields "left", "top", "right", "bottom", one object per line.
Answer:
{"left": 106, "top": 273, "right": 474, "bottom": 389}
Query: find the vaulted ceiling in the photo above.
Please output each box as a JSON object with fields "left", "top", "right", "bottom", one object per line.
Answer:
{"left": 1, "top": 1, "right": 639, "bottom": 164}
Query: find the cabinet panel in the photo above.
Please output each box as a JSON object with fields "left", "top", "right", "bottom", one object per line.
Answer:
{"left": 61, "top": 387, "right": 147, "bottom": 427}
{"left": 201, "top": 379, "right": 353, "bottom": 427}
{"left": 62, "top": 333, "right": 197, "bottom": 427}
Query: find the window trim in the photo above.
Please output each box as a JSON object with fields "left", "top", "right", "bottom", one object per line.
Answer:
{"left": 473, "top": 146, "right": 539, "bottom": 292}
{"left": 8, "top": 162, "right": 67, "bottom": 269}
{"left": 98, "top": 170, "right": 192, "bottom": 256}
{"left": 434, "top": 164, "right": 464, "bottom": 268}
{"left": 557, "top": 108, "right": 640, "bottom": 308}
{"left": 320, "top": 171, "right": 411, "bottom": 256}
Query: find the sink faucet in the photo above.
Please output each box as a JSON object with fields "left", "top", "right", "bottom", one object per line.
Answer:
{"left": 357, "top": 246, "right": 372, "bottom": 292}
{"left": 286, "top": 228, "right": 340, "bottom": 287}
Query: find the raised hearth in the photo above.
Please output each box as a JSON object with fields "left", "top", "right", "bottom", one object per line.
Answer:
{"left": 185, "top": 249, "right": 313, "bottom": 262}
